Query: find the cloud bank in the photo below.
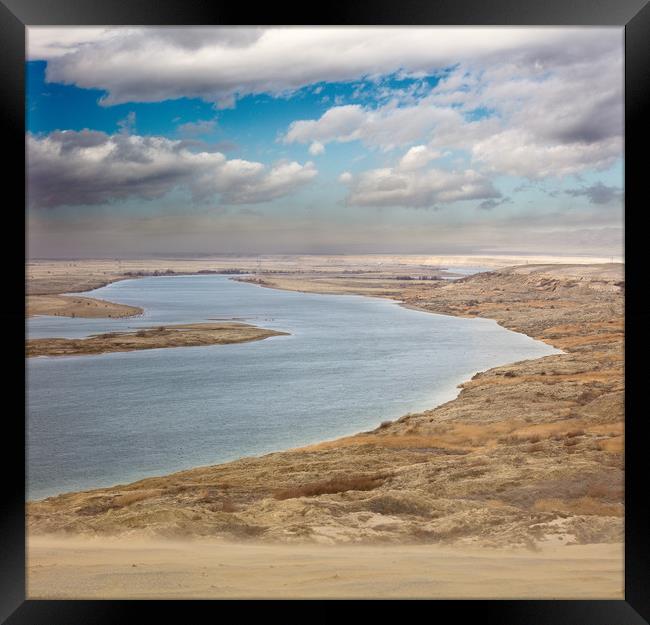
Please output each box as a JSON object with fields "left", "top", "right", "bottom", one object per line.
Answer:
{"left": 29, "top": 27, "right": 620, "bottom": 108}
{"left": 27, "top": 130, "right": 316, "bottom": 208}
{"left": 26, "top": 26, "right": 623, "bottom": 256}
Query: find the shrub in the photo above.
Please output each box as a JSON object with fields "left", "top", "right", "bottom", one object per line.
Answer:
{"left": 566, "top": 429, "right": 585, "bottom": 438}
{"left": 366, "top": 494, "right": 431, "bottom": 517}
{"left": 112, "top": 491, "right": 154, "bottom": 507}
{"left": 221, "top": 500, "right": 237, "bottom": 513}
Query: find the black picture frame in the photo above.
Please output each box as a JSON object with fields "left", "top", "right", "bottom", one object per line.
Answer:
{"left": 3, "top": 0, "right": 648, "bottom": 619}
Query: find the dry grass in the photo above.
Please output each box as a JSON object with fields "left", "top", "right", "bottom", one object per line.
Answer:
{"left": 533, "top": 496, "right": 623, "bottom": 517}
{"left": 274, "top": 474, "right": 388, "bottom": 500}
{"left": 303, "top": 418, "right": 618, "bottom": 454}
{"left": 598, "top": 436, "right": 624, "bottom": 453}
{"left": 76, "top": 490, "right": 160, "bottom": 515}
{"left": 552, "top": 334, "right": 623, "bottom": 349}
{"left": 464, "top": 371, "right": 617, "bottom": 389}
{"left": 585, "top": 481, "right": 624, "bottom": 501}
{"left": 220, "top": 500, "right": 238, "bottom": 513}
{"left": 112, "top": 491, "right": 158, "bottom": 508}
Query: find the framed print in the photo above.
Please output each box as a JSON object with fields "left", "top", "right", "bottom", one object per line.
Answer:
{"left": 2, "top": 0, "right": 649, "bottom": 620}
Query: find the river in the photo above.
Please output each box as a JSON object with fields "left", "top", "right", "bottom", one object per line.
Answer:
{"left": 26, "top": 274, "right": 559, "bottom": 499}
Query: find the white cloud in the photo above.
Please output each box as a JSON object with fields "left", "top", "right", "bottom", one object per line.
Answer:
{"left": 28, "top": 27, "right": 620, "bottom": 108}
{"left": 26, "top": 26, "right": 624, "bottom": 214}
{"left": 27, "top": 130, "right": 317, "bottom": 208}
{"left": 471, "top": 130, "right": 622, "bottom": 178}
{"left": 285, "top": 102, "right": 461, "bottom": 151}
{"left": 282, "top": 32, "right": 623, "bottom": 180}
{"left": 224, "top": 159, "right": 317, "bottom": 204}
{"left": 398, "top": 145, "right": 441, "bottom": 171}
{"left": 340, "top": 165, "right": 500, "bottom": 208}
{"left": 308, "top": 141, "right": 325, "bottom": 156}
{"left": 286, "top": 105, "right": 367, "bottom": 144}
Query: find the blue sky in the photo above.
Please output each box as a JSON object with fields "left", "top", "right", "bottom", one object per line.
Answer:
{"left": 26, "top": 27, "right": 624, "bottom": 258}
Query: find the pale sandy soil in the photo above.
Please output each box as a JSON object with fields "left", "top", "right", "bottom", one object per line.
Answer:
{"left": 27, "top": 322, "right": 288, "bottom": 357}
{"left": 27, "top": 536, "right": 623, "bottom": 599}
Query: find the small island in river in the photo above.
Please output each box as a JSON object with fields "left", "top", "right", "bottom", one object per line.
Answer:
{"left": 27, "top": 294, "right": 143, "bottom": 319}
{"left": 27, "top": 322, "right": 288, "bottom": 358}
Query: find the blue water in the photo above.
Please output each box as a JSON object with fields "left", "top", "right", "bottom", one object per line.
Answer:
{"left": 26, "top": 275, "right": 559, "bottom": 500}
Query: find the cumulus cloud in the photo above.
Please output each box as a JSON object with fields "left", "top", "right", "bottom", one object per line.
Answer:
{"left": 398, "top": 145, "right": 441, "bottom": 171}
{"left": 340, "top": 165, "right": 500, "bottom": 208}
{"left": 471, "top": 130, "right": 622, "bottom": 178}
{"left": 281, "top": 29, "right": 622, "bottom": 180}
{"left": 28, "top": 27, "right": 620, "bottom": 108}
{"left": 27, "top": 27, "right": 623, "bottom": 220}
{"left": 285, "top": 103, "right": 462, "bottom": 152}
{"left": 308, "top": 141, "right": 325, "bottom": 156}
{"left": 565, "top": 182, "right": 623, "bottom": 205}
{"left": 27, "top": 130, "right": 317, "bottom": 208}
{"left": 283, "top": 69, "right": 622, "bottom": 178}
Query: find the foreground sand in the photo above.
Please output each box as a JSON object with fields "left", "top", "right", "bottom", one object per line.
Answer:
{"left": 27, "top": 536, "right": 623, "bottom": 599}
{"left": 27, "top": 322, "right": 288, "bottom": 357}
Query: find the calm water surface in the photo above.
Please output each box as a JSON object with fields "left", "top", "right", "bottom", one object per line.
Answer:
{"left": 27, "top": 275, "right": 559, "bottom": 499}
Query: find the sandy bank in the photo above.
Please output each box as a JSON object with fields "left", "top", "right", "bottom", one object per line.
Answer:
{"left": 27, "top": 535, "right": 623, "bottom": 599}
{"left": 27, "top": 294, "right": 142, "bottom": 319}
{"left": 27, "top": 322, "right": 288, "bottom": 358}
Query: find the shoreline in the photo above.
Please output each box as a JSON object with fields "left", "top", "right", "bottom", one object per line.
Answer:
{"left": 27, "top": 260, "right": 624, "bottom": 553}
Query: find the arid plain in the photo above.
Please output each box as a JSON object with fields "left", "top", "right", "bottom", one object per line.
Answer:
{"left": 26, "top": 255, "right": 624, "bottom": 598}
